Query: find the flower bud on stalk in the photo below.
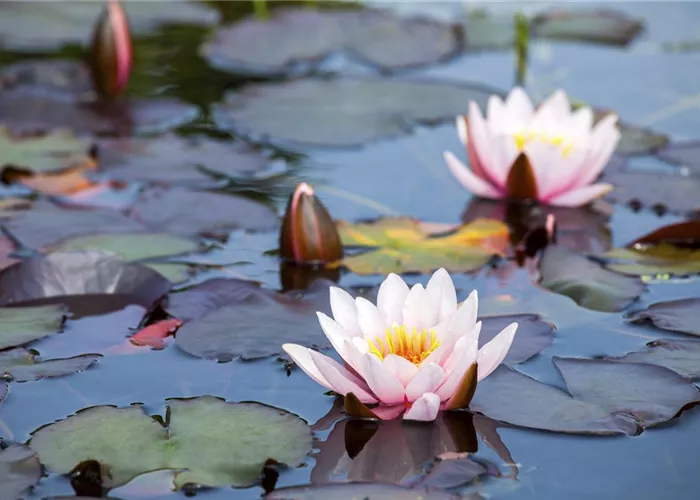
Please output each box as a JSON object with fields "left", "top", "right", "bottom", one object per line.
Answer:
{"left": 89, "top": 0, "right": 132, "bottom": 98}
{"left": 279, "top": 183, "right": 343, "bottom": 264}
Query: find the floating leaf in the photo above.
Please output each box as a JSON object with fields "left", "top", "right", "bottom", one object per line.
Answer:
{"left": 48, "top": 233, "right": 201, "bottom": 262}
{"left": 612, "top": 339, "right": 700, "bottom": 379}
{"left": 336, "top": 217, "right": 509, "bottom": 275}
{"left": 174, "top": 279, "right": 335, "bottom": 361}
{"left": 657, "top": 141, "right": 700, "bottom": 173}
{"left": 0, "top": 127, "right": 92, "bottom": 173}
{"left": 531, "top": 8, "right": 644, "bottom": 47}
{"left": 128, "top": 187, "right": 277, "bottom": 238}
{"left": 30, "top": 396, "right": 312, "bottom": 489}
{"left": 0, "top": 251, "right": 172, "bottom": 313}
{"left": 201, "top": 8, "right": 461, "bottom": 77}
{"left": 539, "top": 245, "right": 644, "bottom": 312}
{"left": 166, "top": 277, "right": 263, "bottom": 323}
{"left": 99, "top": 134, "right": 285, "bottom": 184}
{"left": 212, "top": 77, "right": 499, "bottom": 148}
{"left": 267, "top": 483, "right": 458, "bottom": 500}
{"left": 614, "top": 123, "right": 669, "bottom": 157}
{"left": 0, "top": 381, "right": 6, "bottom": 402}
{"left": 0, "top": 348, "right": 100, "bottom": 382}
{"left": 0, "top": 305, "right": 65, "bottom": 350}
{"left": 472, "top": 357, "right": 700, "bottom": 435}
{"left": 410, "top": 452, "right": 497, "bottom": 490}
{"left": 604, "top": 248, "right": 700, "bottom": 277}
{"left": 0, "top": 444, "right": 41, "bottom": 500}
{"left": 626, "top": 298, "right": 700, "bottom": 336}
{"left": 480, "top": 314, "right": 554, "bottom": 365}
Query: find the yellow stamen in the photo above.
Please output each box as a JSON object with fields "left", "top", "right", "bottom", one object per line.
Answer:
{"left": 369, "top": 325, "right": 441, "bottom": 365}
{"left": 513, "top": 129, "right": 574, "bottom": 158}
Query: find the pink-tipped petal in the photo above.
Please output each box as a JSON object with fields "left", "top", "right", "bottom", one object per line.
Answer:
{"left": 532, "top": 89, "right": 571, "bottom": 132}
{"left": 505, "top": 87, "right": 535, "bottom": 126}
{"left": 571, "top": 115, "right": 621, "bottom": 189}
{"left": 456, "top": 115, "right": 468, "bottom": 145}
{"left": 568, "top": 107, "right": 594, "bottom": 139}
{"left": 486, "top": 95, "right": 508, "bottom": 132}
{"left": 443, "top": 151, "right": 501, "bottom": 199}
{"left": 383, "top": 354, "right": 419, "bottom": 387}
{"left": 403, "top": 392, "right": 441, "bottom": 422}
{"left": 317, "top": 312, "right": 352, "bottom": 362}
{"left": 435, "top": 340, "right": 478, "bottom": 400}
{"left": 405, "top": 363, "right": 444, "bottom": 402}
{"left": 477, "top": 322, "right": 518, "bottom": 380}
{"left": 329, "top": 287, "right": 362, "bottom": 336}
{"left": 372, "top": 405, "right": 408, "bottom": 420}
{"left": 425, "top": 268, "right": 457, "bottom": 324}
{"left": 283, "top": 344, "right": 332, "bottom": 389}
{"left": 363, "top": 355, "right": 406, "bottom": 405}
{"left": 448, "top": 290, "right": 479, "bottom": 338}
{"left": 402, "top": 284, "right": 433, "bottom": 333}
{"left": 377, "top": 273, "right": 409, "bottom": 326}
{"left": 547, "top": 183, "right": 614, "bottom": 207}
{"left": 355, "top": 297, "right": 387, "bottom": 337}
{"left": 308, "top": 349, "right": 378, "bottom": 403}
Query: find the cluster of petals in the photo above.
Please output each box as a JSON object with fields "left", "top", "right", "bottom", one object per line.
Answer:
{"left": 443, "top": 87, "right": 621, "bottom": 207}
{"left": 283, "top": 268, "right": 517, "bottom": 422}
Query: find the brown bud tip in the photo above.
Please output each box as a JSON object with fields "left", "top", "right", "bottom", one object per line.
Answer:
{"left": 506, "top": 152, "right": 538, "bottom": 202}
{"left": 89, "top": 0, "right": 132, "bottom": 98}
{"left": 280, "top": 182, "right": 344, "bottom": 264}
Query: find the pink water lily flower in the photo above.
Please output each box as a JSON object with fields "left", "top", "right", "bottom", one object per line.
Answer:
{"left": 283, "top": 269, "right": 517, "bottom": 422}
{"left": 443, "top": 87, "right": 620, "bottom": 207}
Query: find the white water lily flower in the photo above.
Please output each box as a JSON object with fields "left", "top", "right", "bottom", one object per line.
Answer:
{"left": 283, "top": 268, "right": 517, "bottom": 422}
{"left": 444, "top": 87, "right": 620, "bottom": 207}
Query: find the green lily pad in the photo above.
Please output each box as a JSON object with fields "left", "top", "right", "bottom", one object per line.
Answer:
{"left": 626, "top": 298, "right": 700, "bottom": 336}
{"left": 612, "top": 339, "right": 700, "bottom": 379}
{"left": 336, "top": 217, "right": 509, "bottom": 275}
{"left": 0, "top": 348, "right": 101, "bottom": 382}
{"left": 30, "top": 396, "right": 312, "bottom": 489}
{"left": 201, "top": 7, "right": 461, "bottom": 76}
{"left": 604, "top": 248, "right": 700, "bottom": 277}
{"left": 0, "top": 444, "right": 42, "bottom": 500}
{"left": 539, "top": 245, "right": 645, "bottom": 312}
{"left": 532, "top": 8, "right": 644, "bottom": 47}
{"left": 0, "top": 127, "right": 92, "bottom": 173}
{"left": 212, "top": 77, "right": 500, "bottom": 148}
{"left": 0, "top": 305, "right": 65, "bottom": 350}
{"left": 48, "top": 233, "right": 201, "bottom": 262}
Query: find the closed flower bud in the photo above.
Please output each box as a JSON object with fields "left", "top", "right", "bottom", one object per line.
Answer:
{"left": 89, "top": 0, "right": 132, "bottom": 98}
{"left": 280, "top": 183, "right": 343, "bottom": 264}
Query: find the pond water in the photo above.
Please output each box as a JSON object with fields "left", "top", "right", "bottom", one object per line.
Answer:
{"left": 1, "top": 1, "right": 700, "bottom": 499}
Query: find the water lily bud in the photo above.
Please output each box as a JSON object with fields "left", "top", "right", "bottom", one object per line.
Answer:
{"left": 280, "top": 182, "right": 343, "bottom": 264}
{"left": 89, "top": 0, "right": 132, "bottom": 97}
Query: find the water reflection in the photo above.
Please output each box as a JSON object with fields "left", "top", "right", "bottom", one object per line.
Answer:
{"left": 279, "top": 261, "right": 340, "bottom": 292}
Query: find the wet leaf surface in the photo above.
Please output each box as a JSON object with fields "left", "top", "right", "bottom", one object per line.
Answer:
{"left": 0, "top": 251, "right": 172, "bottom": 311}
{"left": 128, "top": 187, "right": 277, "bottom": 238}
{"left": 626, "top": 298, "right": 700, "bottom": 336}
{"left": 0, "top": 305, "right": 65, "bottom": 350}
{"left": 202, "top": 8, "right": 461, "bottom": 76}
{"left": 480, "top": 314, "right": 554, "bottom": 365}
{"left": 0, "top": 127, "right": 92, "bottom": 173}
{"left": 612, "top": 339, "right": 700, "bottom": 379}
{"left": 212, "top": 77, "right": 500, "bottom": 148}
{"left": 0, "top": 444, "right": 42, "bottom": 499}
{"left": 166, "top": 277, "right": 262, "bottom": 323}
{"left": 605, "top": 247, "right": 700, "bottom": 277}
{"left": 657, "top": 141, "right": 700, "bottom": 173}
{"left": 174, "top": 279, "right": 334, "bottom": 361}
{"left": 337, "top": 217, "right": 509, "bottom": 275}
{"left": 30, "top": 396, "right": 312, "bottom": 489}
{"left": 266, "top": 483, "right": 459, "bottom": 500}
{"left": 532, "top": 9, "right": 644, "bottom": 47}
{"left": 0, "top": 348, "right": 101, "bottom": 382}
{"left": 539, "top": 245, "right": 645, "bottom": 312}
{"left": 472, "top": 357, "right": 700, "bottom": 434}
{"left": 411, "top": 452, "right": 496, "bottom": 490}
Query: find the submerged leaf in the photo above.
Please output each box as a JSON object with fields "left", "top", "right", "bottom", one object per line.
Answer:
{"left": 0, "top": 444, "right": 42, "bottom": 500}
{"left": 337, "top": 217, "right": 509, "bottom": 274}
{"left": 539, "top": 245, "right": 644, "bottom": 312}
{"left": 212, "top": 77, "right": 499, "bottom": 148}
{"left": 0, "top": 305, "right": 65, "bottom": 350}
{"left": 626, "top": 298, "right": 700, "bottom": 336}
{"left": 30, "top": 396, "right": 312, "bottom": 489}
{"left": 267, "top": 483, "right": 458, "bottom": 500}
{"left": 0, "top": 348, "right": 100, "bottom": 382}
{"left": 0, "top": 127, "right": 92, "bottom": 173}
{"left": 612, "top": 339, "right": 700, "bottom": 379}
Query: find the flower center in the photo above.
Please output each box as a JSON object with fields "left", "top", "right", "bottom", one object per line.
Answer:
{"left": 367, "top": 325, "right": 441, "bottom": 365}
{"left": 513, "top": 130, "right": 574, "bottom": 157}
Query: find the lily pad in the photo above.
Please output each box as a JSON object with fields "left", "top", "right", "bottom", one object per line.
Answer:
{"left": 0, "top": 348, "right": 101, "bottom": 383}
{"left": 472, "top": 357, "right": 700, "bottom": 435}
{"left": 336, "top": 217, "right": 509, "bottom": 275}
{"left": 410, "top": 453, "right": 496, "bottom": 490}
{"left": 30, "top": 396, "right": 312, "bottom": 489}
{"left": 0, "top": 251, "right": 172, "bottom": 311}
{"left": 212, "top": 77, "right": 500, "bottom": 148}
{"left": 99, "top": 134, "right": 285, "bottom": 185}
{"left": 0, "top": 1, "right": 219, "bottom": 51}
{"left": 657, "top": 141, "right": 700, "bottom": 173}
{"left": 174, "top": 279, "right": 335, "bottom": 361}
{"left": 480, "top": 314, "right": 554, "bottom": 365}
{"left": 0, "top": 305, "right": 65, "bottom": 350}
{"left": 614, "top": 122, "right": 669, "bottom": 157}
{"left": 612, "top": 339, "right": 700, "bottom": 379}
{"left": 626, "top": 298, "right": 700, "bottom": 336}
{"left": 266, "top": 483, "right": 458, "bottom": 500}
{"left": 201, "top": 7, "right": 461, "bottom": 76}
{"left": 166, "top": 278, "right": 263, "bottom": 323}
{"left": 0, "top": 127, "right": 92, "bottom": 173}
{"left": 128, "top": 187, "right": 277, "bottom": 238}
{"left": 539, "top": 245, "right": 645, "bottom": 312}
{"left": 531, "top": 8, "right": 644, "bottom": 47}
{"left": 0, "top": 444, "right": 41, "bottom": 500}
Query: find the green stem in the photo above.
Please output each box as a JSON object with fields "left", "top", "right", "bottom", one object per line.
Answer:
{"left": 252, "top": 0, "right": 269, "bottom": 20}
{"left": 514, "top": 13, "right": 530, "bottom": 86}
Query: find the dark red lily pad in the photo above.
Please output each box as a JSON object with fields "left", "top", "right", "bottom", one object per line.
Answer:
{"left": 539, "top": 245, "right": 645, "bottom": 312}
{"left": 212, "top": 77, "right": 499, "bottom": 148}
{"left": 480, "top": 314, "right": 554, "bottom": 365}
{"left": 0, "top": 444, "right": 41, "bottom": 500}
{"left": 201, "top": 7, "right": 461, "bottom": 77}
{"left": 174, "top": 279, "right": 335, "bottom": 361}
{"left": 127, "top": 187, "right": 277, "bottom": 238}
{"left": 532, "top": 9, "right": 644, "bottom": 47}
{"left": 626, "top": 298, "right": 700, "bottom": 336}
{"left": 612, "top": 339, "right": 700, "bottom": 379}
{"left": 0, "top": 348, "right": 101, "bottom": 383}
{"left": 266, "top": 483, "right": 458, "bottom": 500}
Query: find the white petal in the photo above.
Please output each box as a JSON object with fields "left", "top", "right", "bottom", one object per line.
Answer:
{"left": 468, "top": 101, "right": 509, "bottom": 187}
{"left": 443, "top": 151, "right": 501, "bottom": 199}
{"left": 308, "top": 349, "right": 378, "bottom": 404}
{"left": 505, "top": 87, "right": 535, "bottom": 126}
{"left": 486, "top": 95, "right": 508, "bottom": 132}
{"left": 342, "top": 338, "right": 368, "bottom": 376}
{"left": 402, "top": 284, "right": 433, "bottom": 333}
{"left": 568, "top": 107, "right": 594, "bottom": 139}
{"left": 329, "top": 287, "right": 361, "bottom": 336}
{"left": 425, "top": 268, "right": 458, "bottom": 324}
{"left": 383, "top": 354, "right": 419, "bottom": 387}
{"left": 317, "top": 312, "right": 351, "bottom": 360}
{"left": 547, "top": 183, "right": 614, "bottom": 207}
{"left": 442, "top": 322, "right": 481, "bottom": 375}
{"left": 405, "top": 363, "right": 444, "bottom": 402}
{"left": 477, "top": 322, "right": 518, "bottom": 380}
{"left": 377, "top": 273, "right": 410, "bottom": 326}
{"left": 435, "top": 340, "right": 478, "bottom": 400}
{"left": 403, "top": 392, "right": 441, "bottom": 422}
{"left": 283, "top": 344, "right": 332, "bottom": 389}
{"left": 363, "top": 355, "right": 406, "bottom": 405}
{"left": 457, "top": 115, "right": 468, "bottom": 145}
{"left": 355, "top": 297, "right": 387, "bottom": 337}
{"left": 448, "top": 291, "right": 479, "bottom": 338}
